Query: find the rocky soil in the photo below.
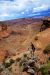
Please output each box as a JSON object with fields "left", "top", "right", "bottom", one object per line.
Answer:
{"left": 0, "top": 17, "right": 50, "bottom": 75}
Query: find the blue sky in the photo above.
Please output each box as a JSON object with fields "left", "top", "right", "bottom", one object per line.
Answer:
{"left": 0, "top": 0, "right": 50, "bottom": 21}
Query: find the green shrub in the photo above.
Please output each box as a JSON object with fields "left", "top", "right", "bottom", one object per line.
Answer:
{"left": 23, "top": 54, "right": 27, "bottom": 58}
{"left": 40, "top": 62, "right": 50, "bottom": 75}
{"left": 43, "top": 44, "right": 50, "bottom": 54}
{"left": 10, "top": 59, "right": 15, "bottom": 63}
{"left": 3, "top": 59, "right": 15, "bottom": 68}
{"left": 19, "top": 61, "right": 22, "bottom": 67}
{"left": 3, "top": 62, "right": 11, "bottom": 68}
{"left": 16, "top": 58, "right": 21, "bottom": 62}
{"left": 40, "top": 67, "right": 48, "bottom": 75}
{"left": 0, "top": 68, "right": 3, "bottom": 73}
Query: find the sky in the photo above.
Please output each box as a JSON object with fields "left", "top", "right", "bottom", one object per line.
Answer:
{"left": 0, "top": 0, "right": 50, "bottom": 21}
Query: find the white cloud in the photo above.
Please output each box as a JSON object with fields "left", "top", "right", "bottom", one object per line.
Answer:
{"left": 33, "top": 4, "right": 49, "bottom": 12}
{"left": 21, "top": 12, "right": 25, "bottom": 14}
{"left": 0, "top": 14, "right": 9, "bottom": 17}
{"left": 0, "top": 0, "right": 50, "bottom": 21}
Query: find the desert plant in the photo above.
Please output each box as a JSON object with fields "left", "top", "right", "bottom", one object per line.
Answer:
{"left": 23, "top": 54, "right": 27, "bottom": 58}
{"left": 3, "top": 62, "right": 11, "bottom": 68}
{"left": 10, "top": 59, "right": 15, "bottom": 64}
{"left": 34, "top": 36, "right": 38, "bottom": 41}
{"left": 40, "top": 62, "right": 50, "bottom": 75}
{"left": 0, "top": 68, "right": 3, "bottom": 73}
{"left": 43, "top": 44, "right": 50, "bottom": 54}
{"left": 3, "top": 59, "right": 15, "bottom": 68}
{"left": 16, "top": 58, "right": 21, "bottom": 62}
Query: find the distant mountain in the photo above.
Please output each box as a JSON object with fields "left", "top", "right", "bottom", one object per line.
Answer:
{"left": 0, "top": 17, "right": 42, "bottom": 25}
